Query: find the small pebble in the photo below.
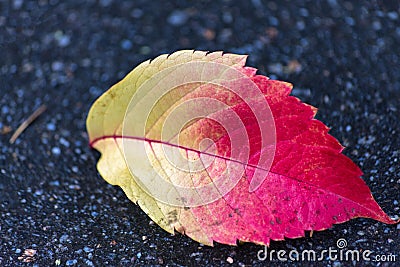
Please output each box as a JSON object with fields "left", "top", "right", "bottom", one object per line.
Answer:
{"left": 49, "top": 180, "right": 60, "bottom": 186}
{"left": 59, "top": 137, "right": 70, "bottom": 147}
{"left": 167, "top": 10, "right": 188, "bottom": 26}
{"left": 60, "top": 234, "right": 69, "bottom": 243}
{"left": 46, "top": 123, "right": 56, "bottom": 131}
{"left": 66, "top": 259, "right": 77, "bottom": 266}
{"left": 344, "top": 16, "right": 355, "bottom": 26}
{"left": 1, "top": 106, "right": 9, "bottom": 114}
{"left": 121, "top": 39, "right": 133, "bottom": 50}
{"left": 387, "top": 11, "right": 398, "bottom": 20}
{"left": 68, "top": 184, "right": 81, "bottom": 190}
{"left": 84, "top": 259, "right": 94, "bottom": 266}
{"left": 83, "top": 246, "right": 94, "bottom": 253}
{"left": 222, "top": 12, "right": 232, "bottom": 23}
{"left": 51, "top": 61, "right": 64, "bottom": 72}
{"left": 52, "top": 147, "right": 61, "bottom": 155}
{"left": 372, "top": 20, "right": 382, "bottom": 30}
{"left": 54, "top": 31, "right": 71, "bottom": 47}
{"left": 139, "top": 46, "right": 151, "bottom": 55}
{"left": 89, "top": 86, "right": 102, "bottom": 97}
{"left": 299, "top": 8, "right": 309, "bottom": 17}
{"left": 100, "top": 0, "right": 112, "bottom": 7}
{"left": 34, "top": 189, "right": 43, "bottom": 196}
{"left": 13, "top": 0, "right": 23, "bottom": 9}
{"left": 226, "top": 256, "right": 234, "bottom": 264}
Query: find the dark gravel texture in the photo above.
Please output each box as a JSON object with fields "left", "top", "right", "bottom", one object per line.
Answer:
{"left": 1, "top": 0, "right": 399, "bottom": 266}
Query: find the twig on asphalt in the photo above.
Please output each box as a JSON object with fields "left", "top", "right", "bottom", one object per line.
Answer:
{"left": 9, "top": 104, "right": 47, "bottom": 144}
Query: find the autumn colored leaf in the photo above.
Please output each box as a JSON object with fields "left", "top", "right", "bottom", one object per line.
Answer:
{"left": 86, "top": 50, "right": 398, "bottom": 246}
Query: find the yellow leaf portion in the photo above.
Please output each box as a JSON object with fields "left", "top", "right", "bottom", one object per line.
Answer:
{"left": 87, "top": 50, "right": 246, "bottom": 142}
{"left": 86, "top": 50, "right": 249, "bottom": 246}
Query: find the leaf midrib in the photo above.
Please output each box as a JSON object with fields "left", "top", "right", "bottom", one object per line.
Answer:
{"left": 90, "top": 134, "right": 269, "bottom": 171}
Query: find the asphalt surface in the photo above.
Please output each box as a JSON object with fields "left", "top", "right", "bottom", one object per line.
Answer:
{"left": 0, "top": 1, "right": 399, "bottom": 266}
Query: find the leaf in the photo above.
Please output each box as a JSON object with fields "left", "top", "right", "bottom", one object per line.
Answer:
{"left": 86, "top": 50, "right": 398, "bottom": 246}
